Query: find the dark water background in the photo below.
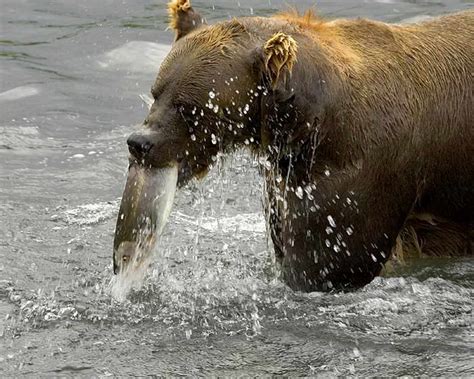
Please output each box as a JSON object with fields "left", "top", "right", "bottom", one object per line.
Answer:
{"left": 1, "top": 0, "right": 473, "bottom": 376}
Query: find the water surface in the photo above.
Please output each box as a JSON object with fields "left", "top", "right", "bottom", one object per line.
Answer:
{"left": 1, "top": 0, "right": 473, "bottom": 376}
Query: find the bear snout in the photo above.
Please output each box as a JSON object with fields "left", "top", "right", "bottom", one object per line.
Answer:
{"left": 127, "top": 131, "right": 154, "bottom": 159}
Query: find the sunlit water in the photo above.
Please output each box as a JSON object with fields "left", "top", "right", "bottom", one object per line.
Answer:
{"left": 1, "top": 0, "right": 473, "bottom": 376}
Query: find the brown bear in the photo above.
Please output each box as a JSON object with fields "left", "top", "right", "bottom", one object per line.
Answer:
{"left": 113, "top": 0, "right": 473, "bottom": 291}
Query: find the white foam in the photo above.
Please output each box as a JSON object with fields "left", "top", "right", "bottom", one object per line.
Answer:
{"left": 108, "top": 252, "right": 153, "bottom": 302}
{"left": 0, "top": 86, "right": 39, "bottom": 102}
{"left": 0, "top": 126, "right": 39, "bottom": 135}
{"left": 98, "top": 41, "right": 171, "bottom": 73}
{"left": 400, "top": 15, "right": 434, "bottom": 24}
{"left": 174, "top": 212, "right": 266, "bottom": 234}
{"left": 62, "top": 201, "right": 119, "bottom": 226}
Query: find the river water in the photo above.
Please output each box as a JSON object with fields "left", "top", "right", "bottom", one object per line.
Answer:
{"left": 1, "top": 0, "right": 473, "bottom": 376}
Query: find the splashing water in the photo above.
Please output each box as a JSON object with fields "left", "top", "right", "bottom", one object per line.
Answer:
{"left": 108, "top": 247, "right": 155, "bottom": 302}
{"left": 112, "top": 164, "right": 178, "bottom": 298}
{"left": 1, "top": 0, "right": 473, "bottom": 376}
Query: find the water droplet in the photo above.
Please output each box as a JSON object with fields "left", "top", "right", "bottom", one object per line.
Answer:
{"left": 295, "top": 186, "right": 304, "bottom": 199}
{"left": 327, "top": 215, "right": 336, "bottom": 228}
{"left": 353, "top": 348, "right": 361, "bottom": 358}
{"left": 185, "top": 330, "right": 192, "bottom": 339}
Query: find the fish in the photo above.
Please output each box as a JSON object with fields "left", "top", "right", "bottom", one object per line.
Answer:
{"left": 111, "top": 162, "right": 177, "bottom": 297}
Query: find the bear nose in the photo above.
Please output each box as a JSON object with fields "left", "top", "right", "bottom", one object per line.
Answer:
{"left": 127, "top": 132, "right": 154, "bottom": 158}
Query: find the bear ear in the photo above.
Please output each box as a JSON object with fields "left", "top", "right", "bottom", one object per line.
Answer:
{"left": 168, "top": 0, "right": 205, "bottom": 42}
{"left": 262, "top": 32, "right": 298, "bottom": 89}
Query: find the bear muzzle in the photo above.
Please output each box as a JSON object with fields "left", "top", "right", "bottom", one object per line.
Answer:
{"left": 127, "top": 131, "right": 154, "bottom": 159}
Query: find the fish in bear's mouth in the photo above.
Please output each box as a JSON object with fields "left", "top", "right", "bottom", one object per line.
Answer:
{"left": 113, "top": 162, "right": 178, "bottom": 276}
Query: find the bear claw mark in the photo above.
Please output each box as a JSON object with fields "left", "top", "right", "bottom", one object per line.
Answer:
{"left": 263, "top": 32, "right": 298, "bottom": 88}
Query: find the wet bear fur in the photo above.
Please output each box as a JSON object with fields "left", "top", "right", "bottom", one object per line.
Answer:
{"left": 159, "top": 1, "right": 474, "bottom": 291}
